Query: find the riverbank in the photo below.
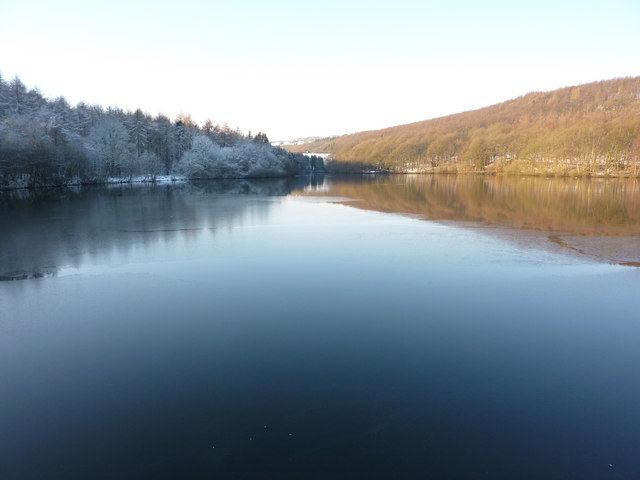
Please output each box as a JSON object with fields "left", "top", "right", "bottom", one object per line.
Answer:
{"left": 326, "top": 160, "right": 640, "bottom": 178}
{"left": 0, "top": 174, "right": 188, "bottom": 191}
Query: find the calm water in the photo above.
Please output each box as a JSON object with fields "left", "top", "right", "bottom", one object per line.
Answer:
{"left": 1, "top": 175, "right": 639, "bottom": 479}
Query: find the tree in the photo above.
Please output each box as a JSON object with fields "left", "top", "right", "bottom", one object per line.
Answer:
{"left": 88, "top": 118, "right": 133, "bottom": 177}
{"left": 174, "top": 116, "right": 195, "bottom": 161}
{"left": 128, "top": 108, "right": 148, "bottom": 157}
{"left": 253, "top": 132, "right": 270, "bottom": 144}
{"left": 0, "top": 73, "right": 10, "bottom": 117}
{"left": 148, "top": 114, "right": 175, "bottom": 173}
{"left": 202, "top": 119, "right": 215, "bottom": 137}
{"left": 7, "top": 77, "right": 28, "bottom": 115}
{"left": 176, "top": 135, "right": 222, "bottom": 178}
{"left": 0, "top": 70, "right": 320, "bottom": 187}
{"left": 463, "top": 138, "right": 492, "bottom": 169}
{"left": 139, "top": 151, "right": 162, "bottom": 179}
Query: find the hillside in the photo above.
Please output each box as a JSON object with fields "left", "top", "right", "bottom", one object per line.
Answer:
{"left": 287, "top": 77, "right": 640, "bottom": 176}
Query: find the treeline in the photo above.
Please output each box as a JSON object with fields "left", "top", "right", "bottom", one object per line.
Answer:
{"left": 0, "top": 74, "right": 324, "bottom": 189}
{"left": 287, "top": 77, "right": 640, "bottom": 176}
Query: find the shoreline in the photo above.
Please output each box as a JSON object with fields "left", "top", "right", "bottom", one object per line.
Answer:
{"left": 327, "top": 165, "right": 640, "bottom": 179}
{"left": 4, "top": 168, "right": 640, "bottom": 192}
{"left": 0, "top": 173, "right": 327, "bottom": 192}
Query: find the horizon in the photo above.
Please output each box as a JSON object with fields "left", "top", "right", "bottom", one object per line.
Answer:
{"left": 6, "top": 71, "right": 635, "bottom": 142}
{"left": 1, "top": 0, "right": 639, "bottom": 140}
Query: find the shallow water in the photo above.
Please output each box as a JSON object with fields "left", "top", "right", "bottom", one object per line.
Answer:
{"left": 1, "top": 176, "right": 639, "bottom": 479}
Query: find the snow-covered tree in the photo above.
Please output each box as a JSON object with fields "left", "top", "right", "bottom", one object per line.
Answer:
{"left": 6, "top": 77, "right": 28, "bottom": 115}
{"left": 139, "top": 151, "right": 162, "bottom": 179}
{"left": 176, "top": 135, "right": 223, "bottom": 178}
{"left": 127, "top": 108, "right": 148, "bottom": 157}
{"left": 0, "top": 73, "right": 10, "bottom": 117}
{"left": 88, "top": 118, "right": 133, "bottom": 177}
{"left": 177, "top": 135, "right": 293, "bottom": 179}
{"left": 0, "top": 71, "right": 316, "bottom": 188}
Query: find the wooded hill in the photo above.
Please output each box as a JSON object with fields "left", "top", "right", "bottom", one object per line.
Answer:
{"left": 287, "top": 77, "right": 640, "bottom": 176}
{"left": 0, "top": 74, "right": 324, "bottom": 189}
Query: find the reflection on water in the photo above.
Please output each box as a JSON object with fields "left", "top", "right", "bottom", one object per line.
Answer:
{"left": 295, "top": 174, "right": 640, "bottom": 265}
{"left": 2, "top": 174, "right": 640, "bottom": 480}
{"left": 2, "top": 174, "right": 639, "bottom": 281}
{"left": 0, "top": 177, "right": 323, "bottom": 281}
{"left": 2, "top": 174, "right": 639, "bottom": 282}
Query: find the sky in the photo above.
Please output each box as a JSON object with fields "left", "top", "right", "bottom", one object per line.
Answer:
{"left": 1, "top": 0, "right": 639, "bottom": 140}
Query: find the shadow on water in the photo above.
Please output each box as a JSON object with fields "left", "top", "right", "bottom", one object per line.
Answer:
{"left": 295, "top": 174, "right": 640, "bottom": 265}
{"left": 0, "top": 176, "right": 326, "bottom": 281}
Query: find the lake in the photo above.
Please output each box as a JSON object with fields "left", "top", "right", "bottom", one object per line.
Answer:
{"left": 1, "top": 175, "right": 639, "bottom": 479}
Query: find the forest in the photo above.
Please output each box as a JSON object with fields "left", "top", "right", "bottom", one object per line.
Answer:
{"left": 287, "top": 77, "right": 640, "bottom": 177}
{"left": 0, "top": 74, "right": 324, "bottom": 189}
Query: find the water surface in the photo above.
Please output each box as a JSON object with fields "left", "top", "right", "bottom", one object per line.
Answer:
{"left": 1, "top": 175, "right": 639, "bottom": 479}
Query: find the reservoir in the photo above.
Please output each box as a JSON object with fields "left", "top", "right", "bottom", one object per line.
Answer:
{"left": 1, "top": 175, "right": 639, "bottom": 479}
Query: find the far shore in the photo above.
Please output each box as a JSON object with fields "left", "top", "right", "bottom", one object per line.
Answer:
{"left": 5, "top": 167, "right": 640, "bottom": 192}
{"left": 325, "top": 160, "right": 640, "bottom": 178}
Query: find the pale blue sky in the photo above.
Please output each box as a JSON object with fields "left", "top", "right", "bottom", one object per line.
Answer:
{"left": 1, "top": 0, "right": 638, "bottom": 139}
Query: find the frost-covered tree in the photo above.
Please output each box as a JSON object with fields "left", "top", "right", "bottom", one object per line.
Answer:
{"left": 25, "top": 87, "right": 46, "bottom": 113}
{"left": 0, "top": 74, "right": 10, "bottom": 117}
{"left": 177, "top": 135, "right": 293, "bottom": 179}
{"left": 6, "top": 77, "right": 28, "bottom": 115}
{"left": 88, "top": 118, "right": 133, "bottom": 177}
{"left": 148, "top": 114, "right": 176, "bottom": 173}
{"left": 139, "top": 151, "right": 162, "bottom": 179}
{"left": 0, "top": 70, "right": 316, "bottom": 188}
{"left": 174, "top": 115, "right": 196, "bottom": 161}
{"left": 222, "top": 142, "right": 286, "bottom": 177}
{"left": 176, "top": 135, "right": 223, "bottom": 178}
{"left": 127, "top": 108, "right": 148, "bottom": 157}
{"left": 69, "top": 102, "right": 93, "bottom": 136}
